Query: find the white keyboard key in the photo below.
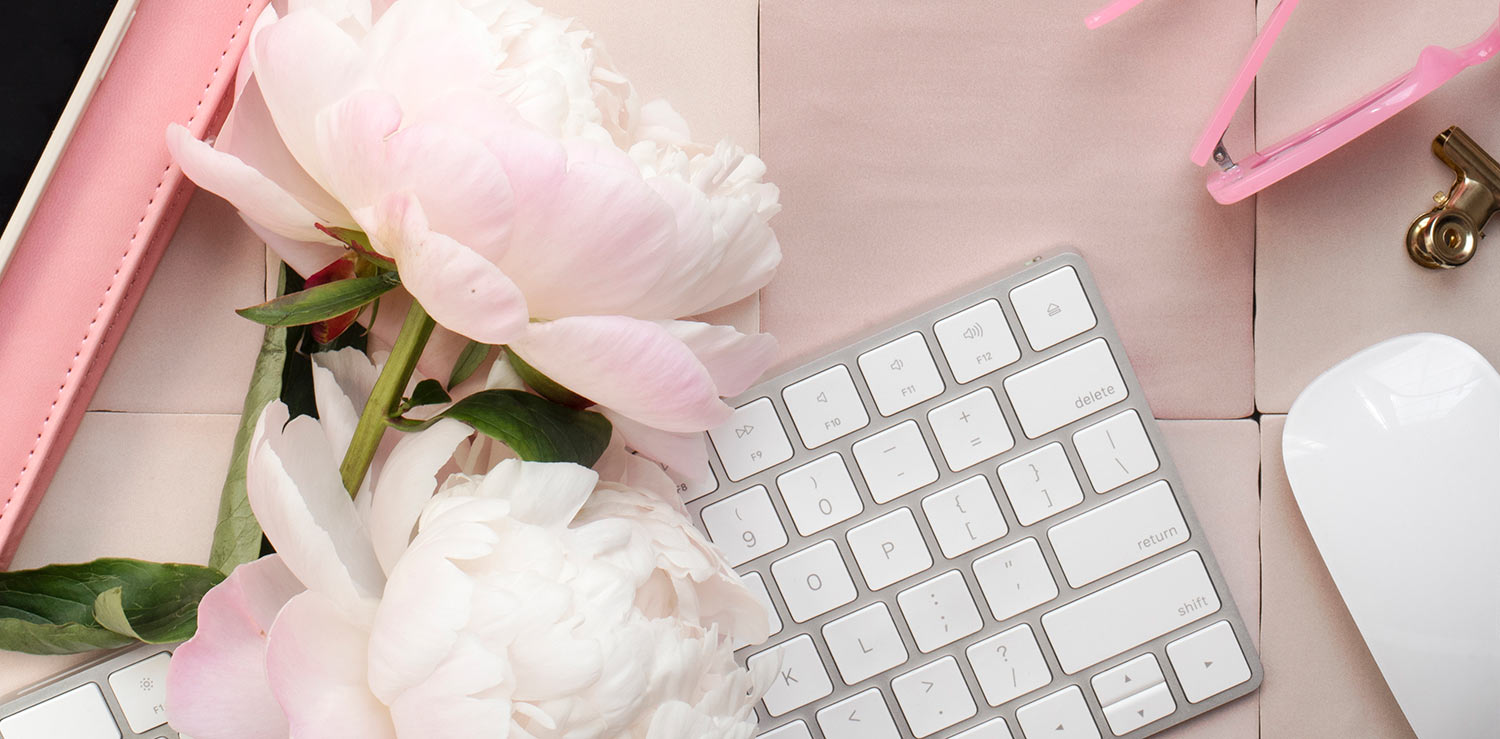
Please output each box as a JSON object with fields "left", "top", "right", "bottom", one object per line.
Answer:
{"left": 857, "top": 332, "right": 945, "bottom": 416}
{"left": 1014, "top": 686, "right": 1101, "bottom": 739}
{"left": 1102, "top": 683, "right": 1175, "bottom": 736}
{"left": 776, "top": 453, "right": 863, "bottom": 536}
{"left": 1047, "top": 481, "right": 1189, "bottom": 588}
{"left": 968, "top": 624, "right": 1053, "bottom": 707}
{"left": 1003, "top": 338, "right": 1127, "bottom": 439}
{"left": 927, "top": 388, "right": 1015, "bottom": 471}
{"left": 996, "top": 443, "right": 1084, "bottom": 526}
{"left": 701, "top": 485, "right": 788, "bottom": 566}
{"left": 759, "top": 720, "right": 813, "bottom": 739}
{"left": 891, "top": 657, "right": 977, "bottom": 737}
{"left": 783, "top": 365, "right": 870, "bottom": 448}
{"left": 1166, "top": 620, "right": 1252, "bottom": 703}
{"left": 922, "top": 476, "right": 1008, "bottom": 558}
{"left": 669, "top": 459, "right": 718, "bottom": 502}
{"left": 709, "top": 398, "right": 795, "bottom": 481}
{"left": 953, "top": 718, "right": 1016, "bottom": 739}
{"left": 816, "top": 688, "right": 901, "bottom": 739}
{"left": 846, "top": 508, "right": 932, "bottom": 590}
{"left": 1042, "top": 551, "right": 1220, "bottom": 674}
{"left": 1072, "top": 410, "right": 1159, "bottom": 494}
{"left": 1009, "top": 266, "right": 1097, "bottom": 352}
{"left": 934, "top": 299, "right": 1022, "bottom": 383}
{"left": 749, "top": 635, "right": 835, "bottom": 716}
{"left": 107, "top": 650, "right": 171, "bottom": 733}
{"left": 852, "top": 421, "right": 939, "bottom": 503}
{"left": 896, "top": 570, "right": 983, "bottom": 652}
{"left": 0, "top": 683, "right": 121, "bottom": 739}
{"left": 823, "top": 603, "right": 909, "bottom": 684}
{"left": 1090, "top": 653, "right": 1165, "bottom": 707}
{"left": 972, "top": 538, "right": 1059, "bottom": 622}
{"left": 736, "top": 572, "right": 782, "bottom": 648}
{"left": 771, "top": 540, "right": 858, "bottom": 622}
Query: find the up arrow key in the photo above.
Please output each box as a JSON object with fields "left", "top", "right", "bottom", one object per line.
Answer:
{"left": 1055, "top": 724, "right": 1065, "bottom": 732}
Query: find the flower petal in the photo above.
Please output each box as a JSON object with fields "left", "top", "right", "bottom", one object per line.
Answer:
{"left": 250, "top": 8, "right": 364, "bottom": 191}
{"left": 600, "top": 409, "right": 709, "bottom": 480}
{"left": 166, "top": 555, "right": 303, "bottom": 739}
{"left": 359, "top": 0, "right": 499, "bottom": 117}
{"left": 316, "top": 90, "right": 517, "bottom": 258}
{"left": 368, "top": 418, "right": 474, "bottom": 574}
{"left": 661, "top": 321, "right": 777, "bottom": 398}
{"left": 473, "top": 459, "right": 599, "bottom": 528}
{"left": 265, "top": 592, "right": 396, "bottom": 738}
{"left": 220, "top": 75, "right": 350, "bottom": 225}
{"left": 167, "top": 124, "right": 331, "bottom": 244}
{"left": 509, "top": 316, "right": 731, "bottom": 433}
{"left": 370, "top": 194, "right": 530, "bottom": 345}
{"left": 240, "top": 217, "right": 345, "bottom": 279}
{"left": 248, "top": 403, "right": 385, "bottom": 615}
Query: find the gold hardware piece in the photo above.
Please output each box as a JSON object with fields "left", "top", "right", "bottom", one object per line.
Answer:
{"left": 1407, "top": 126, "right": 1500, "bottom": 269}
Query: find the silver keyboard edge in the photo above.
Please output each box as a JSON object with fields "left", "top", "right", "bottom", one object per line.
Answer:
{"left": 0, "top": 642, "right": 182, "bottom": 738}
{"left": 688, "top": 252, "right": 1263, "bottom": 739}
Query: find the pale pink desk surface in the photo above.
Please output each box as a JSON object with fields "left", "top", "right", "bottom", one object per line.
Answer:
{"left": 9, "top": 0, "right": 1490, "bottom": 735}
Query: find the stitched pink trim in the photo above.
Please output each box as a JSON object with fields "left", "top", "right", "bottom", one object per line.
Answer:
{"left": 0, "top": 2, "right": 260, "bottom": 527}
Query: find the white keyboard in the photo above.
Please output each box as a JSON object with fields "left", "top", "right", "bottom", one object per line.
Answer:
{"left": 688, "top": 253, "right": 1261, "bottom": 739}
{"left": 0, "top": 643, "right": 185, "bottom": 739}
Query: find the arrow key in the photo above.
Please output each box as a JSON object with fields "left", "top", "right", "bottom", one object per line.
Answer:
{"left": 816, "top": 688, "right": 899, "bottom": 739}
{"left": 1089, "top": 653, "right": 1165, "bottom": 707}
{"left": 1166, "top": 620, "right": 1252, "bottom": 703}
{"left": 892, "top": 656, "right": 976, "bottom": 737}
{"left": 1101, "top": 683, "right": 1174, "bottom": 736}
{"left": 1015, "top": 686, "right": 1100, "bottom": 739}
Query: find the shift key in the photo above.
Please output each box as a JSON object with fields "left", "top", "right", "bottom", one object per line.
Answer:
{"left": 1042, "top": 551, "right": 1220, "bottom": 674}
{"left": 1004, "top": 338, "right": 1126, "bottom": 438}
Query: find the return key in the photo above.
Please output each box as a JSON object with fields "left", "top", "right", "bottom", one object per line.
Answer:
{"left": 1047, "top": 480, "right": 1188, "bottom": 588}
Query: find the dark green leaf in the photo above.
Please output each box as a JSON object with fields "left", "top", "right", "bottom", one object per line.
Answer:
{"left": 209, "top": 268, "right": 289, "bottom": 575}
{"left": 447, "top": 340, "right": 491, "bottom": 390}
{"left": 0, "top": 559, "right": 226, "bottom": 655}
{"left": 396, "top": 390, "right": 611, "bottom": 466}
{"left": 236, "top": 272, "right": 400, "bottom": 328}
{"left": 407, "top": 379, "right": 451, "bottom": 409}
{"left": 506, "top": 349, "right": 593, "bottom": 409}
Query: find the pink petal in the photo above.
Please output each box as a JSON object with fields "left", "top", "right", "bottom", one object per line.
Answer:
{"left": 661, "top": 321, "right": 777, "bottom": 398}
{"left": 247, "top": 403, "right": 385, "bottom": 615}
{"left": 167, "top": 124, "right": 330, "bottom": 244}
{"left": 250, "top": 8, "right": 363, "bottom": 190}
{"left": 359, "top": 0, "right": 498, "bottom": 117}
{"left": 495, "top": 153, "right": 680, "bottom": 319}
{"left": 316, "top": 90, "right": 517, "bottom": 259}
{"left": 601, "top": 409, "right": 709, "bottom": 479}
{"left": 265, "top": 593, "right": 396, "bottom": 738}
{"left": 508, "top": 316, "right": 730, "bottom": 433}
{"left": 166, "top": 555, "right": 303, "bottom": 739}
{"left": 240, "top": 218, "right": 345, "bottom": 279}
{"left": 371, "top": 194, "right": 530, "bottom": 345}
{"left": 219, "top": 75, "right": 349, "bottom": 225}
{"left": 365, "top": 290, "right": 473, "bottom": 382}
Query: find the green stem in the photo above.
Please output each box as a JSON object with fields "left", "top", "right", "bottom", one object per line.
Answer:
{"left": 339, "top": 300, "right": 435, "bottom": 496}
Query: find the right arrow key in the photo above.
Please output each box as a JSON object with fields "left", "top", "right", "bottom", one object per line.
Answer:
{"left": 1167, "top": 620, "right": 1253, "bottom": 704}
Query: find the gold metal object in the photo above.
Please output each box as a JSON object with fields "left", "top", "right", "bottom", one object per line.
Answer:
{"left": 1407, "top": 126, "right": 1500, "bottom": 269}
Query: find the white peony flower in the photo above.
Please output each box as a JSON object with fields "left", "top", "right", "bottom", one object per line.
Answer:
{"left": 166, "top": 350, "right": 772, "bottom": 738}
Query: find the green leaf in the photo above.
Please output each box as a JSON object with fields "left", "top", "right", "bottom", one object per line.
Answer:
{"left": 505, "top": 349, "right": 593, "bottom": 409}
{"left": 209, "top": 268, "right": 291, "bottom": 575}
{"left": 395, "top": 390, "right": 611, "bottom": 466}
{"left": 407, "top": 379, "right": 452, "bottom": 409}
{"left": 236, "top": 272, "right": 400, "bottom": 328}
{"left": 447, "top": 340, "right": 491, "bottom": 389}
{"left": 316, "top": 224, "right": 397, "bottom": 270}
{"left": 0, "top": 559, "right": 226, "bottom": 655}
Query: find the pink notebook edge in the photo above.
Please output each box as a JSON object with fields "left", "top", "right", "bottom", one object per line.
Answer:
{"left": 0, "top": 0, "right": 272, "bottom": 569}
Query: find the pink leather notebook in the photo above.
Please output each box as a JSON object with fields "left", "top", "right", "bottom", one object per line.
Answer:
{"left": 0, "top": 0, "right": 271, "bottom": 568}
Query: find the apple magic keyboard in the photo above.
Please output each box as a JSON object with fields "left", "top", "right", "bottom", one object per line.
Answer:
{"left": 686, "top": 252, "right": 1262, "bottom": 739}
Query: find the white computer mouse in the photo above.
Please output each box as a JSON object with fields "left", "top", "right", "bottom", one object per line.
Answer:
{"left": 1283, "top": 333, "right": 1500, "bottom": 738}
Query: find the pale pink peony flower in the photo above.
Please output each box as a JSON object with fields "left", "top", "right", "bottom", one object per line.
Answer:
{"left": 167, "top": 350, "right": 771, "bottom": 738}
{"left": 167, "top": 0, "right": 781, "bottom": 476}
